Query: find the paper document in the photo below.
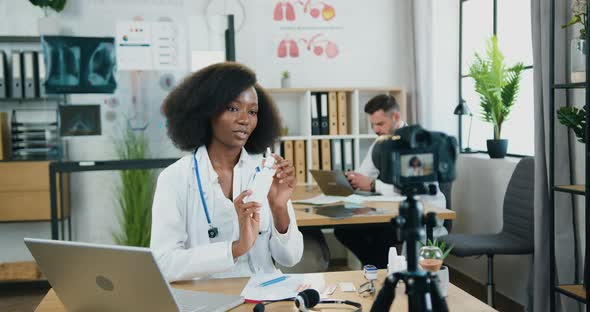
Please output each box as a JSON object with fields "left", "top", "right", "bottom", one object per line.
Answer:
{"left": 361, "top": 195, "right": 406, "bottom": 202}
{"left": 292, "top": 194, "right": 346, "bottom": 205}
{"left": 240, "top": 273, "right": 325, "bottom": 301}
{"left": 293, "top": 194, "right": 406, "bottom": 205}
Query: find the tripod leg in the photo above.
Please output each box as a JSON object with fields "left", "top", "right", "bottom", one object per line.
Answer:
{"left": 370, "top": 273, "right": 400, "bottom": 312}
{"left": 429, "top": 273, "right": 449, "bottom": 312}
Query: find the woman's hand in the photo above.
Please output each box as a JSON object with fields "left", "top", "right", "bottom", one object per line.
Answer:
{"left": 267, "top": 154, "right": 295, "bottom": 233}
{"left": 231, "top": 190, "right": 261, "bottom": 258}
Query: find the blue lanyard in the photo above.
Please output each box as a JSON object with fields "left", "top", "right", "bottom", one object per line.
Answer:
{"left": 193, "top": 150, "right": 212, "bottom": 226}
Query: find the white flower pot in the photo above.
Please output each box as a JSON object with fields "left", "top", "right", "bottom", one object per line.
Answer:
{"left": 570, "top": 38, "right": 587, "bottom": 83}
{"left": 281, "top": 77, "right": 291, "bottom": 88}
{"left": 37, "top": 16, "right": 61, "bottom": 36}
{"left": 435, "top": 265, "right": 449, "bottom": 297}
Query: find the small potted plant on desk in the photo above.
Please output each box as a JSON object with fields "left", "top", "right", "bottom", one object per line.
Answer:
{"left": 419, "top": 239, "right": 454, "bottom": 297}
{"left": 469, "top": 35, "right": 525, "bottom": 158}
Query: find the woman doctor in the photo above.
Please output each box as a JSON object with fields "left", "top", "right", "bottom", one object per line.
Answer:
{"left": 151, "top": 62, "right": 304, "bottom": 282}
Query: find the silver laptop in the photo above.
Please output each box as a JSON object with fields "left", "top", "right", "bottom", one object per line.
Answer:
{"left": 309, "top": 169, "right": 380, "bottom": 196}
{"left": 24, "top": 238, "right": 244, "bottom": 312}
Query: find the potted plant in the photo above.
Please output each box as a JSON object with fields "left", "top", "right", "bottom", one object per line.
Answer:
{"left": 281, "top": 70, "right": 291, "bottom": 88}
{"left": 112, "top": 128, "right": 156, "bottom": 247}
{"left": 29, "top": 0, "right": 67, "bottom": 35}
{"left": 562, "top": 0, "right": 587, "bottom": 82}
{"left": 469, "top": 36, "right": 525, "bottom": 158}
{"left": 557, "top": 105, "right": 586, "bottom": 143}
{"left": 419, "top": 239, "right": 454, "bottom": 297}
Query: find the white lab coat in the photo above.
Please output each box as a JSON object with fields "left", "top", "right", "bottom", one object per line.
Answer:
{"left": 150, "top": 146, "right": 304, "bottom": 282}
{"left": 357, "top": 122, "right": 448, "bottom": 238}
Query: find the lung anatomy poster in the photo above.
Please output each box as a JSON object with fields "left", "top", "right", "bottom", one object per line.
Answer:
{"left": 271, "top": 0, "right": 341, "bottom": 62}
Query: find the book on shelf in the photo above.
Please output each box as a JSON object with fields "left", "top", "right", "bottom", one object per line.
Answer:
{"left": 319, "top": 92, "right": 329, "bottom": 135}
{"left": 10, "top": 51, "right": 23, "bottom": 99}
{"left": 320, "top": 139, "right": 331, "bottom": 170}
{"left": 343, "top": 139, "right": 354, "bottom": 171}
{"left": 311, "top": 94, "right": 320, "bottom": 135}
{"left": 294, "top": 140, "right": 306, "bottom": 184}
{"left": 328, "top": 91, "right": 338, "bottom": 135}
{"left": 311, "top": 140, "right": 320, "bottom": 171}
{"left": 337, "top": 91, "right": 348, "bottom": 135}
{"left": 23, "top": 51, "right": 38, "bottom": 98}
{"left": 0, "top": 51, "right": 6, "bottom": 98}
{"left": 0, "top": 112, "right": 8, "bottom": 160}
{"left": 282, "top": 140, "right": 294, "bottom": 165}
{"left": 330, "top": 139, "right": 342, "bottom": 171}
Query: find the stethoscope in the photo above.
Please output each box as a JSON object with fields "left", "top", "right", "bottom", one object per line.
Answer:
{"left": 194, "top": 150, "right": 219, "bottom": 239}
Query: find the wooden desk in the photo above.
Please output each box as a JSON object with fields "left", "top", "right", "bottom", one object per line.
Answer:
{"left": 35, "top": 270, "right": 495, "bottom": 311}
{"left": 292, "top": 185, "right": 456, "bottom": 228}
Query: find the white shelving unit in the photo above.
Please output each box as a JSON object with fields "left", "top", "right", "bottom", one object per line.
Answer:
{"left": 267, "top": 87, "right": 407, "bottom": 184}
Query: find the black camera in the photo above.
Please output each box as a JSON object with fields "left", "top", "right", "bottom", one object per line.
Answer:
{"left": 371, "top": 125, "right": 458, "bottom": 194}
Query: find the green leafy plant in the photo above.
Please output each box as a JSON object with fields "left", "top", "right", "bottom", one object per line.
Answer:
{"left": 112, "top": 129, "right": 156, "bottom": 247}
{"left": 420, "top": 238, "right": 454, "bottom": 261}
{"left": 281, "top": 70, "right": 290, "bottom": 79}
{"left": 29, "top": 0, "right": 67, "bottom": 15}
{"left": 557, "top": 105, "right": 587, "bottom": 143}
{"left": 469, "top": 36, "right": 525, "bottom": 140}
{"left": 562, "top": 0, "right": 587, "bottom": 39}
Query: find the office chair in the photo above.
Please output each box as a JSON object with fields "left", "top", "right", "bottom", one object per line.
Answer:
{"left": 276, "top": 229, "right": 330, "bottom": 273}
{"left": 439, "top": 181, "right": 454, "bottom": 233}
{"left": 439, "top": 157, "right": 534, "bottom": 308}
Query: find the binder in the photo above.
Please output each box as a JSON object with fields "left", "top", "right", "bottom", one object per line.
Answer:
{"left": 319, "top": 92, "right": 329, "bottom": 135}
{"left": 282, "top": 140, "right": 294, "bottom": 165}
{"left": 337, "top": 91, "right": 348, "bottom": 134}
{"left": 37, "top": 52, "right": 46, "bottom": 97}
{"left": 311, "top": 140, "right": 320, "bottom": 170}
{"left": 294, "top": 140, "right": 306, "bottom": 184}
{"left": 10, "top": 51, "right": 23, "bottom": 98}
{"left": 330, "top": 139, "right": 342, "bottom": 171}
{"left": 0, "top": 112, "right": 8, "bottom": 160}
{"left": 23, "top": 51, "right": 38, "bottom": 98}
{"left": 0, "top": 51, "right": 6, "bottom": 98}
{"left": 343, "top": 139, "right": 354, "bottom": 171}
{"left": 328, "top": 91, "right": 338, "bottom": 135}
{"left": 320, "top": 139, "right": 331, "bottom": 170}
{"left": 311, "top": 93, "right": 320, "bottom": 135}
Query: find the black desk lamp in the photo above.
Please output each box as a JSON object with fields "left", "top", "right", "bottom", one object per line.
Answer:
{"left": 454, "top": 99, "right": 475, "bottom": 153}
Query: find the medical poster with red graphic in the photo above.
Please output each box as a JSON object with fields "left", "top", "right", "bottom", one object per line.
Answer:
{"left": 271, "top": 0, "right": 342, "bottom": 62}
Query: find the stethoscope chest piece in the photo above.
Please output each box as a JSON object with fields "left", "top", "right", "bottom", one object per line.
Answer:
{"left": 208, "top": 226, "right": 219, "bottom": 238}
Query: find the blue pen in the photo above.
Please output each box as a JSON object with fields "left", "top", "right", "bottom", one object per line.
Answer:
{"left": 259, "top": 275, "right": 289, "bottom": 287}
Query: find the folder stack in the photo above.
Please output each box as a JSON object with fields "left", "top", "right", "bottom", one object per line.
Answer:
{"left": 10, "top": 110, "right": 60, "bottom": 160}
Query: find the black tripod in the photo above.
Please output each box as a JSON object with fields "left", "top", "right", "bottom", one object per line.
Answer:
{"left": 370, "top": 186, "right": 449, "bottom": 312}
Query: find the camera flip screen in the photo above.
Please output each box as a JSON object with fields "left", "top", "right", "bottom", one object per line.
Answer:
{"left": 400, "top": 153, "right": 434, "bottom": 177}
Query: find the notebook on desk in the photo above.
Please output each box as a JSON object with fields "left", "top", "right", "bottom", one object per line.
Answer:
{"left": 24, "top": 238, "right": 244, "bottom": 312}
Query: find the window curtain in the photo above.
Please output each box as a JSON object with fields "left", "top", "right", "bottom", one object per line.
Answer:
{"left": 531, "top": 0, "right": 581, "bottom": 311}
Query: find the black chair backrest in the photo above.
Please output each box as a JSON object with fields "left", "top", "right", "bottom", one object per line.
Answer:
{"left": 502, "top": 157, "right": 535, "bottom": 241}
{"left": 439, "top": 181, "right": 453, "bottom": 233}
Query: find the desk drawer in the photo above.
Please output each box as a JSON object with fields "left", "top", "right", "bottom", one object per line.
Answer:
{"left": 0, "top": 191, "right": 69, "bottom": 221}
{"left": 0, "top": 161, "right": 50, "bottom": 191}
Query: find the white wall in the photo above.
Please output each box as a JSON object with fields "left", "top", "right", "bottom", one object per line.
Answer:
{"left": 447, "top": 154, "right": 532, "bottom": 306}
{"left": 0, "top": 0, "right": 459, "bottom": 265}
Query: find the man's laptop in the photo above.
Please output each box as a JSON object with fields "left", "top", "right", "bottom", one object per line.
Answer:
{"left": 309, "top": 169, "right": 380, "bottom": 196}
{"left": 24, "top": 238, "right": 244, "bottom": 312}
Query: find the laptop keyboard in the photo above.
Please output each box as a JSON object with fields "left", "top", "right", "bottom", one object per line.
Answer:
{"left": 171, "top": 288, "right": 208, "bottom": 312}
